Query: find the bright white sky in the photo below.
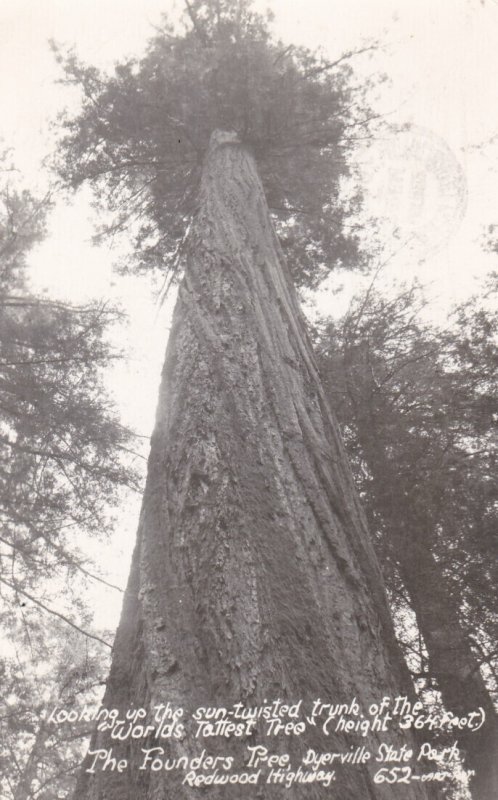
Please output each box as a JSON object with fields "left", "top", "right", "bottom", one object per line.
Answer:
{"left": 1, "top": 0, "right": 497, "bottom": 630}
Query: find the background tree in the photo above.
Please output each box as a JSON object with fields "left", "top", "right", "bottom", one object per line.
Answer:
{"left": 0, "top": 161, "right": 140, "bottom": 633}
{"left": 0, "top": 159, "right": 141, "bottom": 797}
{"left": 0, "top": 624, "right": 107, "bottom": 800}
{"left": 315, "top": 279, "right": 498, "bottom": 798}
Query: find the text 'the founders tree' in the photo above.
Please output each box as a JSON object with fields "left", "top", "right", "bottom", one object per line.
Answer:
{"left": 55, "top": 3, "right": 436, "bottom": 798}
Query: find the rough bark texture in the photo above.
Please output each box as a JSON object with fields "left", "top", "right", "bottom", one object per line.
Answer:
{"left": 75, "top": 131, "right": 432, "bottom": 799}
{"left": 349, "top": 394, "right": 498, "bottom": 800}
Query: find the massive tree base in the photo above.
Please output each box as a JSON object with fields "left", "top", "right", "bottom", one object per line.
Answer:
{"left": 75, "top": 132, "right": 432, "bottom": 799}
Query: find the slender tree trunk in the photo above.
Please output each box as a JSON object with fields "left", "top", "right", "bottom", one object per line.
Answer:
{"left": 399, "top": 543, "right": 498, "bottom": 800}
{"left": 75, "top": 131, "right": 431, "bottom": 799}
{"left": 348, "top": 387, "right": 498, "bottom": 800}
{"left": 13, "top": 718, "right": 48, "bottom": 800}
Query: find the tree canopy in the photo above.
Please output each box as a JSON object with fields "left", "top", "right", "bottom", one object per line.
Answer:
{"left": 315, "top": 279, "right": 498, "bottom": 697}
{"left": 53, "top": 0, "right": 379, "bottom": 289}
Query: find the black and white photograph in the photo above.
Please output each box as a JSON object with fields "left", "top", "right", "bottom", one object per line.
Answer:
{"left": 0, "top": 1, "right": 497, "bottom": 798}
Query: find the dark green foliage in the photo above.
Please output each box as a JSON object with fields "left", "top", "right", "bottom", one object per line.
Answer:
{"left": 0, "top": 169, "right": 48, "bottom": 292}
{"left": 0, "top": 297, "right": 134, "bottom": 564}
{"left": 0, "top": 161, "right": 142, "bottom": 651}
{"left": 0, "top": 623, "right": 108, "bottom": 800}
{"left": 53, "top": 0, "right": 376, "bottom": 288}
{"left": 315, "top": 279, "right": 498, "bottom": 693}
{"left": 0, "top": 176, "right": 140, "bottom": 615}
{"left": 0, "top": 162, "right": 140, "bottom": 799}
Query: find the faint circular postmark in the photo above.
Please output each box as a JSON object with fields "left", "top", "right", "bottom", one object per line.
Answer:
{"left": 363, "top": 125, "right": 467, "bottom": 258}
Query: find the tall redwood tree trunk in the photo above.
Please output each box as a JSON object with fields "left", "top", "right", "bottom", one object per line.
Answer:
{"left": 75, "top": 131, "right": 431, "bottom": 799}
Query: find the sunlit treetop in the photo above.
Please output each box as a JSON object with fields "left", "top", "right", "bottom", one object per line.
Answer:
{"left": 53, "top": 0, "right": 381, "bottom": 289}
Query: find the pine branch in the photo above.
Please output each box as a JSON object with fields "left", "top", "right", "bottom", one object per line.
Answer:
{"left": 184, "top": 1, "right": 209, "bottom": 45}
{"left": 0, "top": 576, "right": 113, "bottom": 649}
{"left": 299, "top": 44, "right": 379, "bottom": 81}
